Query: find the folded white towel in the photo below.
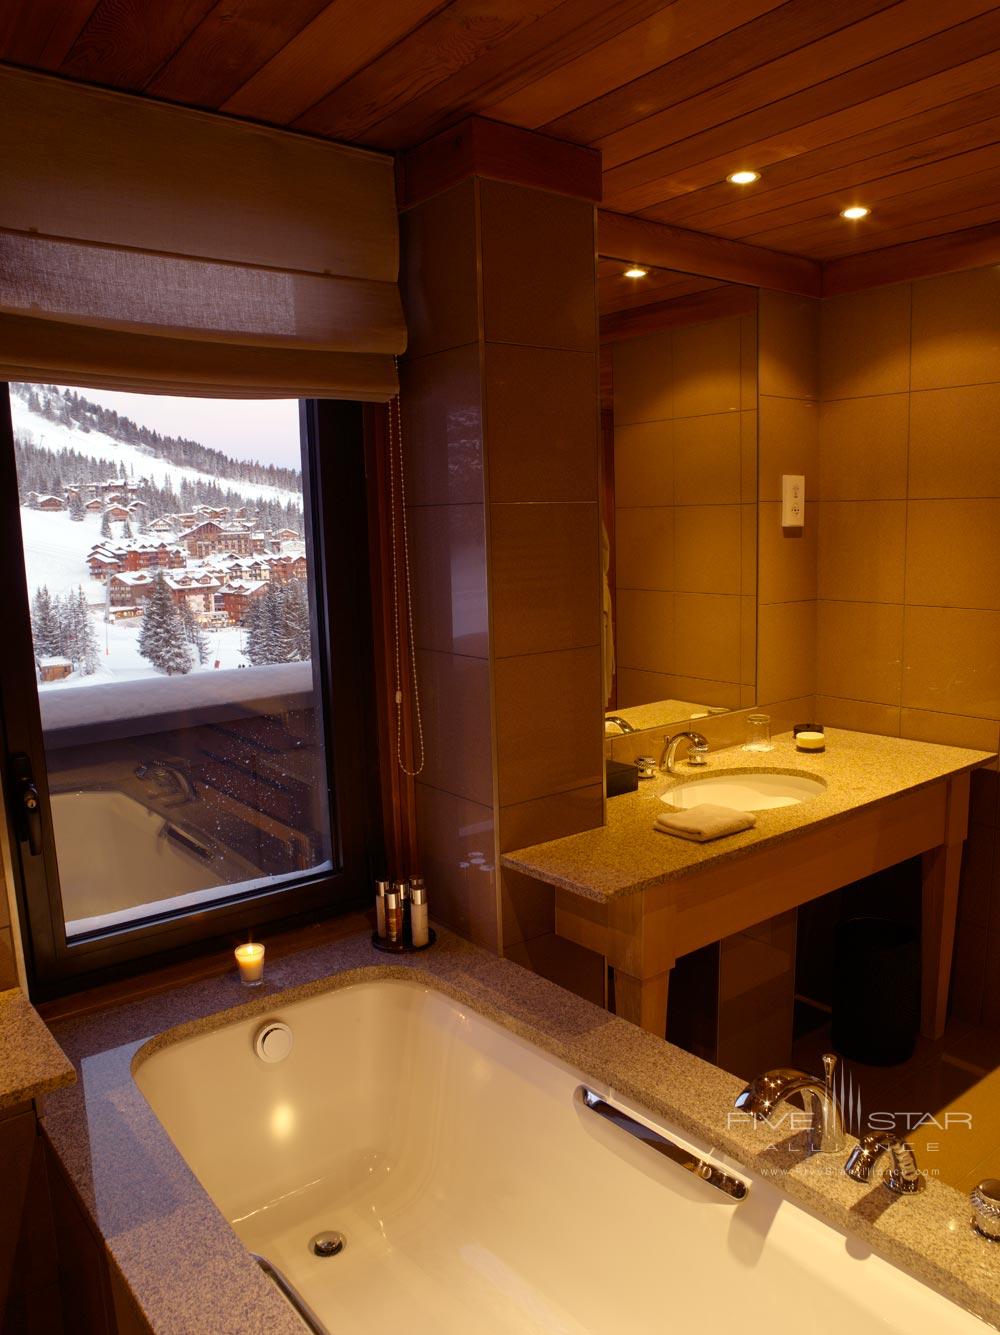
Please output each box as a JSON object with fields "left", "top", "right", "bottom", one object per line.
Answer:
{"left": 654, "top": 803, "right": 756, "bottom": 842}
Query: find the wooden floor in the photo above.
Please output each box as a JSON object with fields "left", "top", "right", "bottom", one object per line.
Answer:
{"left": 793, "top": 1014, "right": 1000, "bottom": 1193}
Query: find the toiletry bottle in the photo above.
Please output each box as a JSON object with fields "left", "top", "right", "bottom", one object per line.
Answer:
{"left": 410, "top": 880, "right": 429, "bottom": 948}
{"left": 374, "top": 879, "right": 389, "bottom": 939}
{"left": 385, "top": 888, "right": 403, "bottom": 945}
{"left": 394, "top": 879, "right": 409, "bottom": 945}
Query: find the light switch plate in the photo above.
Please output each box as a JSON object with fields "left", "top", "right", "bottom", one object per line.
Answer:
{"left": 781, "top": 474, "right": 805, "bottom": 527}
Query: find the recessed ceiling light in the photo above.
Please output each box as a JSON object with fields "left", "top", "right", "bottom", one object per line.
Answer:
{"left": 623, "top": 266, "right": 648, "bottom": 278}
{"left": 727, "top": 170, "right": 760, "bottom": 185}
{"left": 840, "top": 205, "right": 870, "bottom": 220}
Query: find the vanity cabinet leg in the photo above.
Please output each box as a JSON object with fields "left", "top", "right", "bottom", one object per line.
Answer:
{"left": 920, "top": 772, "right": 970, "bottom": 1040}
{"left": 612, "top": 970, "right": 670, "bottom": 1038}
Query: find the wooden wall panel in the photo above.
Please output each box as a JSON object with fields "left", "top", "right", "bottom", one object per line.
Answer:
{"left": 3, "top": 0, "right": 1000, "bottom": 286}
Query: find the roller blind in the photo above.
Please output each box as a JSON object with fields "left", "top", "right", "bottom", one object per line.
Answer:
{"left": 0, "top": 66, "right": 406, "bottom": 399}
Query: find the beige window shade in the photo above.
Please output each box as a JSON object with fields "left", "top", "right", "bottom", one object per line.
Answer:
{"left": 0, "top": 65, "right": 406, "bottom": 399}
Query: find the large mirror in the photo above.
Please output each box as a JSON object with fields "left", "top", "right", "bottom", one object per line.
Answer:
{"left": 599, "top": 259, "right": 758, "bottom": 737}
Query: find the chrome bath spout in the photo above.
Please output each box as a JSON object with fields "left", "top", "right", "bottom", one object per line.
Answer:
{"left": 734, "top": 1053, "right": 847, "bottom": 1155}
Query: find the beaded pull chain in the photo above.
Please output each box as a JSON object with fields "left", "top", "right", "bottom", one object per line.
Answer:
{"left": 388, "top": 364, "right": 425, "bottom": 777}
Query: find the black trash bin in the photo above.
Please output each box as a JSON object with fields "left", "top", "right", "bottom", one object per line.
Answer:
{"left": 831, "top": 917, "right": 920, "bottom": 1066}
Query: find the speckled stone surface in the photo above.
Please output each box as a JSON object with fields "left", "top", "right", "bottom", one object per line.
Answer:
{"left": 0, "top": 987, "right": 75, "bottom": 1109}
{"left": 39, "top": 929, "right": 1000, "bottom": 1333}
{"left": 606, "top": 698, "right": 714, "bottom": 733}
{"left": 503, "top": 729, "right": 995, "bottom": 900}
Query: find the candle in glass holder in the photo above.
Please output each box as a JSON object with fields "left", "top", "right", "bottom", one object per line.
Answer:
{"left": 235, "top": 941, "right": 265, "bottom": 986}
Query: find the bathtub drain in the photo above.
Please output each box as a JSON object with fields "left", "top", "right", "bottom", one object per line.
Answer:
{"left": 309, "top": 1231, "right": 346, "bottom": 1258}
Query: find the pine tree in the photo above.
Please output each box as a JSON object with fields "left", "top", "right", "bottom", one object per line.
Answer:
{"left": 122, "top": 516, "right": 134, "bottom": 539}
{"left": 179, "top": 600, "right": 210, "bottom": 666}
{"left": 55, "top": 588, "right": 99, "bottom": 674}
{"left": 244, "top": 584, "right": 282, "bottom": 666}
{"left": 100, "top": 509, "right": 113, "bottom": 538}
{"left": 30, "top": 586, "right": 62, "bottom": 658}
{"left": 138, "top": 575, "right": 193, "bottom": 675}
{"left": 68, "top": 490, "right": 85, "bottom": 522}
{"left": 282, "top": 579, "right": 312, "bottom": 661}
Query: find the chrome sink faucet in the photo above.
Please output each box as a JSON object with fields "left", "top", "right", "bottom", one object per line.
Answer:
{"left": 845, "top": 1131, "right": 924, "bottom": 1194}
{"left": 734, "top": 1053, "right": 847, "bottom": 1154}
{"left": 659, "top": 730, "right": 709, "bottom": 774}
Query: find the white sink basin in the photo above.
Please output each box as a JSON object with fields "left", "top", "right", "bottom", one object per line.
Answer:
{"left": 661, "top": 771, "right": 827, "bottom": 811}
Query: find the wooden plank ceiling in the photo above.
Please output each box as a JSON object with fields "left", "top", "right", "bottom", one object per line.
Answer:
{"left": 3, "top": 0, "right": 1000, "bottom": 263}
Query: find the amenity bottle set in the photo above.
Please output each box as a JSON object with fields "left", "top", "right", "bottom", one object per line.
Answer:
{"left": 373, "top": 875, "right": 432, "bottom": 952}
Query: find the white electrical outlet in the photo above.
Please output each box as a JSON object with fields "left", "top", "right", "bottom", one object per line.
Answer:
{"left": 781, "top": 474, "right": 805, "bottom": 527}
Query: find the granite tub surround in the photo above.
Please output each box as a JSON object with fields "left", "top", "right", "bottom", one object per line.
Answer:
{"left": 504, "top": 729, "right": 994, "bottom": 901}
{"left": 37, "top": 929, "right": 1000, "bottom": 1333}
{"left": 0, "top": 988, "right": 74, "bottom": 1110}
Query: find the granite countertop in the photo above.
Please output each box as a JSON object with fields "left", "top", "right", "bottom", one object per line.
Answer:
{"left": 0, "top": 987, "right": 75, "bottom": 1110}
{"left": 503, "top": 729, "right": 995, "bottom": 901}
{"left": 39, "top": 929, "right": 1000, "bottom": 1333}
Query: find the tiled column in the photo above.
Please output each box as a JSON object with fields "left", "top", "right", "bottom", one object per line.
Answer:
{"left": 399, "top": 123, "right": 605, "bottom": 997}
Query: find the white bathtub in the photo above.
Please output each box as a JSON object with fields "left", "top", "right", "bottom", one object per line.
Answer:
{"left": 134, "top": 979, "right": 986, "bottom": 1335}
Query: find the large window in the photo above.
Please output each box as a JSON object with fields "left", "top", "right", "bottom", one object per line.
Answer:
{"left": 0, "top": 388, "right": 375, "bottom": 995}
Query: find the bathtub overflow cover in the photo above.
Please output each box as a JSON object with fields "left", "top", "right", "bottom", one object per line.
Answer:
{"left": 310, "top": 1231, "right": 346, "bottom": 1258}
{"left": 254, "top": 1021, "right": 293, "bottom": 1063}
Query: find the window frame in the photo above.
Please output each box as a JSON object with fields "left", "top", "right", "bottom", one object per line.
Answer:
{"left": 0, "top": 391, "right": 380, "bottom": 1000}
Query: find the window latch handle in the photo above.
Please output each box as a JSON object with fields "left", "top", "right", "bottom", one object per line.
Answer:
{"left": 9, "top": 754, "right": 43, "bottom": 856}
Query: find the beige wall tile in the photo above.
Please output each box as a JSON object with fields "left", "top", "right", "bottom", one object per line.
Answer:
{"left": 820, "top": 284, "right": 911, "bottom": 400}
{"left": 491, "top": 502, "right": 600, "bottom": 657}
{"left": 614, "top": 329, "right": 672, "bottom": 425}
{"left": 414, "top": 782, "right": 497, "bottom": 949}
{"left": 500, "top": 868, "right": 555, "bottom": 947}
{"left": 664, "top": 674, "right": 742, "bottom": 709}
{"left": 401, "top": 179, "right": 479, "bottom": 359}
{"left": 899, "top": 707, "right": 1000, "bottom": 758}
{"left": 0, "top": 928, "right": 14, "bottom": 990}
{"left": 903, "top": 607, "right": 1000, "bottom": 718}
{"left": 740, "top": 310, "right": 758, "bottom": 411}
{"left": 818, "top": 500, "right": 905, "bottom": 603}
{"left": 615, "top": 507, "right": 673, "bottom": 591}
{"left": 950, "top": 917, "right": 987, "bottom": 1024}
{"left": 414, "top": 649, "right": 493, "bottom": 805}
{"left": 981, "top": 928, "right": 1000, "bottom": 1028}
{"left": 758, "top": 289, "right": 820, "bottom": 401}
{"left": 672, "top": 315, "right": 741, "bottom": 417}
{"left": 818, "top": 394, "right": 909, "bottom": 500}
{"left": 741, "top": 503, "right": 757, "bottom": 592}
{"left": 409, "top": 504, "right": 488, "bottom": 658}
{"left": 906, "top": 500, "right": 1000, "bottom": 609}
{"left": 740, "top": 410, "right": 758, "bottom": 502}
{"left": 485, "top": 344, "right": 598, "bottom": 503}
{"left": 757, "top": 601, "right": 816, "bottom": 702}
{"left": 499, "top": 783, "right": 604, "bottom": 854}
{"left": 911, "top": 266, "right": 1000, "bottom": 390}
{"left": 401, "top": 344, "right": 483, "bottom": 507}
{"left": 504, "top": 934, "right": 606, "bottom": 1007}
{"left": 616, "top": 588, "right": 673, "bottom": 673}
{"left": 615, "top": 666, "right": 676, "bottom": 710}
{"left": 673, "top": 505, "right": 741, "bottom": 594}
{"left": 741, "top": 594, "right": 756, "bottom": 685}
{"left": 909, "top": 384, "right": 1000, "bottom": 498}
{"left": 758, "top": 500, "right": 817, "bottom": 604}
{"left": 957, "top": 822, "right": 995, "bottom": 928}
{"left": 673, "top": 412, "right": 741, "bottom": 504}
{"left": 758, "top": 396, "right": 819, "bottom": 501}
{"left": 817, "top": 600, "right": 903, "bottom": 704}
{"left": 480, "top": 180, "right": 596, "bottom": 352}
{"left": 673, "top": 592, "right": 741, "bottom": 682}
{"left": 614, "top": 420, "right": 673, "bottom": 507}
{"left": 814, "top": 696, "right": 900, "bottom": 736}
{"left": 495, "top": 647, "right": 604, "bottom": 806}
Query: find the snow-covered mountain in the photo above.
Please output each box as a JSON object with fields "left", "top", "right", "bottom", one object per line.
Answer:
{"left": 10, "top": 384, "right": 303, "bottom": 509}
